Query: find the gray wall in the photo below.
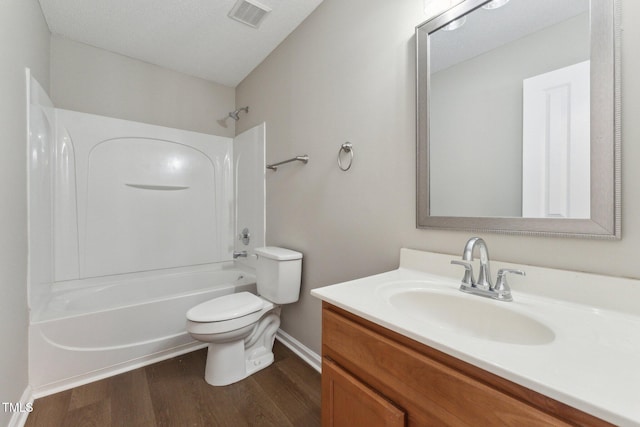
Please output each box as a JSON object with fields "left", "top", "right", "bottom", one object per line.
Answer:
{"left": 50, "top": 36, "right": 236, "bottom": 137}
{"left": 237, "top": 0, "right": 639, "bottom": 356}
{"left": 0, "top": 0, "right": 50, "bottom": 423}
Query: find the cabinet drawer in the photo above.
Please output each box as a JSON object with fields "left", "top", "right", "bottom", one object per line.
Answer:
{"left": 322, "top": 307, "right": 572, "bottom": 426}
{"left": 322, "top": 358, "right": 406, "bottom": 427}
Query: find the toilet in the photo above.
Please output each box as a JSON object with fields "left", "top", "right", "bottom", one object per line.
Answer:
{"left": 186, "top": 246, "right": 302, "bottom": 386}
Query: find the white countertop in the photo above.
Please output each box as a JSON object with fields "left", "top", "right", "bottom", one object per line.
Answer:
{"left": 311, "top": 249, "right": 640, "bottom": 426}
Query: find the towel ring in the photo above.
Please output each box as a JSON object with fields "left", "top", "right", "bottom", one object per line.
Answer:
{"left": 337, "top": 142, "right": 354, "bottom": 171}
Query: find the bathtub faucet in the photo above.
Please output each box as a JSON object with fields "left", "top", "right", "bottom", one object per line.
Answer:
{"left": 233, "top": 251, "right": 248, "bottom": 259}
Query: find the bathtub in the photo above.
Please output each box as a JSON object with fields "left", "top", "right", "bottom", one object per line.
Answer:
{"left": 29, "top": 264, "right": 256, "bottom": 396}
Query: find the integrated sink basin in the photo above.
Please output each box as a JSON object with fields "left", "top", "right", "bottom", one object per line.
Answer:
{"left": 387, "top": 288, "right": 555, "bottom": 345}
{"left": 311, "top": 249, "right": 640, "bottom": 425}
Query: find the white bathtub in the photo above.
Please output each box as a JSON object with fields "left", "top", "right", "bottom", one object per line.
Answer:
{"left": 29, "top": 264, "right": 255, "bottom": 396}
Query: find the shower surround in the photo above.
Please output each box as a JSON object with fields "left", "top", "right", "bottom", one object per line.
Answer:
{"left": 26, "top": 71, "right": 265, "bottom": 396}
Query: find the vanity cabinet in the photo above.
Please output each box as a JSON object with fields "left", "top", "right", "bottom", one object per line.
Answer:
{"left": 321, "top": 302, "right": 612, "bottom": 427}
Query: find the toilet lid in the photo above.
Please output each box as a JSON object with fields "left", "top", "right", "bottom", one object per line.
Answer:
{"left": 187, "top": 292, "right": 264, "bottom": 322}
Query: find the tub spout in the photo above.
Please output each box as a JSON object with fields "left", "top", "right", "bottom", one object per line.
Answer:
{"left": 233, "top": 251, "right": 248, "bottom": 259}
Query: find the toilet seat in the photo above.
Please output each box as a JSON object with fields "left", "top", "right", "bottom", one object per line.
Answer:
{"left": 187, "top": 292, "right": 264, "bottom": 322}
{"left": 186, "top": 292, "right": 275, "bottom": 336}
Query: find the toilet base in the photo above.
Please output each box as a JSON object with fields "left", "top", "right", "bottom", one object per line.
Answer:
{"left": 203, "top": 344, "right": 277, "bottom": 386}
{"left": 245, "top": 350, "right": 274, "bottom": 377}
{"left": 203, "top": 309, "right": 281, "bottom": 386}
{"left": 204, "top": 340, "right": 246, "bottom": 386}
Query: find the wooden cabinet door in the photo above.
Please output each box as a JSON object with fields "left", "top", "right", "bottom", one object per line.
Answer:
{"left": 322, "top": 358, "right": 406, "bottom": 427}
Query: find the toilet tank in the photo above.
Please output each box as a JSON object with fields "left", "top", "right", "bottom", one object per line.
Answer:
{"left": 254, "top": 247, "right": 303, "bottom": 304}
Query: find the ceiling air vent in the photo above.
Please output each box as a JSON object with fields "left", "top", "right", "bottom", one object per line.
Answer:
{"left": 228, "top": 0, "right": 272, "bottom": 29}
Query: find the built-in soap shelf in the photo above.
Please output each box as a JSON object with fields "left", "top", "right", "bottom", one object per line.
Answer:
{"left": 125, "top": 183, "right": 189, "bottom": 191}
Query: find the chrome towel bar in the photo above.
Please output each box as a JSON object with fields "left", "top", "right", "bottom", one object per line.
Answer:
{"left": 266, "top": 155, "right": 309, "bottom": 171}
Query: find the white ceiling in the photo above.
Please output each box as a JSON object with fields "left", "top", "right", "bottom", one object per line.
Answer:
{"left": 38, "top": 0, "right": 324, "bottom": 87}
{"left": 429, "top": 0, "right": 589, "bottom": 73}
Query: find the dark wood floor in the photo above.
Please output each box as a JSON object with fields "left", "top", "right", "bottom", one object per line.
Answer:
{"left": 25, "top": 341, "right": 321, "bottom": 427}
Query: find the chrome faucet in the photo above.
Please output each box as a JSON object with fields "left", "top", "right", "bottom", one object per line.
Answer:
{"left": 463, "top": 237, "right": 492, "bottom": 290}
{"left": 233, "top": 251, "right": 248, "bottom": 259}
{"left": 451, "top": 237, "right": 525, "bottom": 302}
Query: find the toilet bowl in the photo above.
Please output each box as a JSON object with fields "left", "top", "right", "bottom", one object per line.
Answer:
{"left": 186, "top": 292, "right": 280, "bottom": 385}
{"left": 186, "top": 247, "right": 302, "bottom": 386}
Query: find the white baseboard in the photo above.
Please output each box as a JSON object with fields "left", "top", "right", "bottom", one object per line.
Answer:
{"left": 8, "top": 386, "right": 33, "bottom": 427}
{"left": 275, "top": 329, "right": 321, "bottom": 373}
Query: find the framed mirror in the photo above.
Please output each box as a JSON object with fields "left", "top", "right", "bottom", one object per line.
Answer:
{"left": 416, "top": 0, "right": 620, "bottom": 238}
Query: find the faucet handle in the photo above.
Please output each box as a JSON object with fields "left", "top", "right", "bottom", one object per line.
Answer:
{"left": 451, "top": 260, "right": 474, "bottom": 291}
{"left": 493, "top": 269, "right": 525, "bottom": 301}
